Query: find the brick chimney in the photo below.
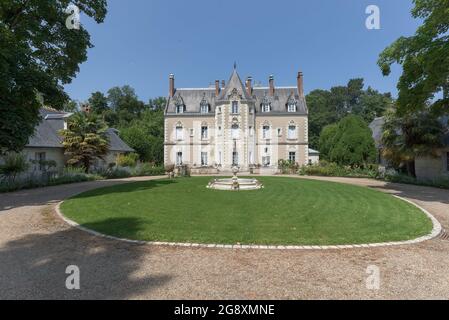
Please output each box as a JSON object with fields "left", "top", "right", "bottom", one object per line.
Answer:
{"left": 169, "top": 74, "right": 175, "bottom": 97}
{"left": 215, "top": 80, "right": 220, "bottom": 96}
{"left": 269, "top": 75, "right": 275, "bottom": 96}
{"left": 297, "top": 72, "right": 304, "bottom": 96}
{"left": 246, "top": 76, "right": 252, "bottom": 96}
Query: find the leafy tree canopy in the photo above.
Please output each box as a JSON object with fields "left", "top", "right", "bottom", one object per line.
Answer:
{"left": 319, "top": 115, "right": 377, "bottom": 166}
{"left": 307, "top": 79, "right": 393, "bottom": 149}
{"left": 378, "top": 0, "right": 449, "bottom": 116}
{"left": 0, "top": 0, "right": 107, "bottom": 153}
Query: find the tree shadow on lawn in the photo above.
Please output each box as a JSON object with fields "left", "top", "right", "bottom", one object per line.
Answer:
{"left": 0, "top": 217, "right": 172, "bottom": 299}
{"left": 0, "top": 178, "right": 175, "bottom": 212}
{"left": 70, "top": 179, "right": 178, "bottom": 200}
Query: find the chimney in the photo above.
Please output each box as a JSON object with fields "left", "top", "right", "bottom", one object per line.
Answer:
{"left": 246, "top": 76, "right": 253, "bottom": 96}
{"left": 269, "top": 75, "right": 275, "bottom": 96}
{"left": 221, "top": 80, "right": 226, "bottom": 88}
{"left": 297, "top": 72, "right": 304, "bottom": 96}
{"left": 169, "top": 74, "right": 175, "bottom": 97}
{"left": 215, "top": 80, "right": 220, "bottom": 96}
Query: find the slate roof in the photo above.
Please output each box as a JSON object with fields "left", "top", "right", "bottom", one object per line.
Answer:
{"left": 165, "top": 69, "right": 308, "bottom": 115}
{"left": 26, "top": 109, "right": 134, "bottom": 152}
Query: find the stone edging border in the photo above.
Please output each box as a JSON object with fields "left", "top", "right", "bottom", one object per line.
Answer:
{"left": 55, "top": 195, "right": 442, "bottom": 251}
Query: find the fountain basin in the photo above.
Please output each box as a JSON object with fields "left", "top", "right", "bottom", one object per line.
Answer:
{"left": 207, "top": 178, "right": 264, "bottom": 191}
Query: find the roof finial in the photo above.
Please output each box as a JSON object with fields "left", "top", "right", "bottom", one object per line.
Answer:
{"left": 234, "top": 61, "right": 237, "bottom": 70}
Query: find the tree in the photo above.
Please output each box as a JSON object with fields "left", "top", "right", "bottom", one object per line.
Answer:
{"left": 60, "top": 112, "right": 109, "bottom": 173}
{"left": 307, "top": 79, "right": 393, "bottom": 149}
{"left": 88, "top": 91, "right": 109, "bottom": 114}
{"left": 378, "top": 0, "right": 449, "bottom": 116}
{"left": 381, "top": 108, "right": 444, "bottom": 176}
{"left": 0, "top": 0, "right": 107, "bottom": 153}
{"left": 319, "top": 115, "right": 377, "bottom": 166}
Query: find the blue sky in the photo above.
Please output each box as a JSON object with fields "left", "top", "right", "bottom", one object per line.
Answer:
{"left": 65, "top": 0, "right": 420, "bottom": 102}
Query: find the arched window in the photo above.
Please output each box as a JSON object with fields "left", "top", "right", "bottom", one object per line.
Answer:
{"left": 175, "top": 123, "right": 184, "bottom": 140}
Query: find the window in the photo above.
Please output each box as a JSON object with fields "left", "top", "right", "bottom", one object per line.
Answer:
{"left": 200, "top": 98, "right": 209, "bottom": 114}
{"left": 288, "top": 103, "right": 297, "bottom": 113}
{"left": 262, "top": 156, "right": 271, "bottom": 167}
{"left": 190, "top": 129, "right": 194, "bottom": 137}
{"left": 176, "top": 104, "right": 184, "bottom": 114}
{"left": 218, "top": 126, "right": 222, "bottom": 136}
{"left": 35, "top": 152, "right": 46, "bottom": 171}
{"left": 262, "top": 102, "right": 271, "bottom": 113}
{"left": 288, "top": 125, "right": 297, "bottom": 139}
{"left": 263, "top": 125, "right": 270, "bottom": 139}
{"left": 176, "top": 125, "right": 183, "bottom": 140}
{"left": 231, "top": 124, "right": 240, "bottom": 139}
{"left": 176, "top": 152, "right": 183, "bottom": 165}
{"left": 232, "top": 101, "right": 239, "bottom": 114}
{"left": 201, "top": 126, "right": 208, "bottom": 139}
{"left": 264, "top": 147, "right": 269, "bottom": 154}
{"left": 277, "top": 128, "right": 282, "bottom": 137}
{"left": 232, "top": 152, "right": 239, "bottom": 166}
{"left": 201, "top": 152, "right": 208, "bottom": 166}
{"left": 249, "top": 126, "right": 254, "bottom": 137}
{"left": 289, "top": 152, "right": 296, "bottom": 162}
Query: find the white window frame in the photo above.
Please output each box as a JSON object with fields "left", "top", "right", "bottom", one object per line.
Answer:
{"left": 288, "top": 125, "right": 297, "bottom": 140}
{"left": 201, "top": 126, "right": 208, "bottom": 140}
{"left": 231, "top": 124, "right": 240, "bottom": 139}
{"left": 176, "top": 125, "right": 184, "bottom": 140}
{"left": 201, "top": 152, "right": 208, "bottom": 166}
{"left": 232, "top": 101, "right": 239, "bottom": 114}
{"left": 262, "top": 125, "right": 270, "bottom": 139}
{"left": 176, "top": 105, "right": 184, "bottom": 114}
{"left": 288, "top": 103, "right": 297, "bottom": 113}
{"left": 262, "top": 103, "right": 271, "bottom": 113}
{"left": 176, "top": 152, "right": 183, "bottom": 165}
{"left": 289, "top": 152, "right": 296, "bottom": 162}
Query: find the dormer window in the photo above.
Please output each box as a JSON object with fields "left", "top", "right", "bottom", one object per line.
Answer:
{"left": 232, "top": 101, "right": 239, "bottom": 114}
{"left": 287, "top": 96, "right": 297, "bottom": 112}
{"left": 261, "top": 95, "right": 271, "bottom": 113}
{"left": 200, "top": 96, "right": 209, "bottom": 114}
{"left": 176, "top": 104, "right": 185, "bottom": 114}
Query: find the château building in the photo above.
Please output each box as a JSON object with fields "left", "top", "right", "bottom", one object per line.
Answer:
{"left": 164, "top": 67, "right": 309, "bottom": 173}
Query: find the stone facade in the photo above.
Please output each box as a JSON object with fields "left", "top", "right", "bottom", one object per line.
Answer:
{"left": 164, "top": 68, "right": 309, "bottom": 172}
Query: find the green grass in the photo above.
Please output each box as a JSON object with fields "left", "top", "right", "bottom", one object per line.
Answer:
{"left": 61, "top": 177, "right": 433, "bottom": 246}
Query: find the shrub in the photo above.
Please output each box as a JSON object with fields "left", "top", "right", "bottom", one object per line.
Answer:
{"left": 116, "top": 153, "right": 139, "bottom": 168}
{"left": 0, "top": 153, "right": 29, "bottom": 184}
{"left": 299, "top": 161, "right": 378, "bottom": 178}
{"left": 103, "top": 168, "right": 131, "bottom": 179}
{"left": 132, "top": 163, "right": 165, "bottom": 177}
{"left": 278, "top": 159, "right": 300, "bottom": 174}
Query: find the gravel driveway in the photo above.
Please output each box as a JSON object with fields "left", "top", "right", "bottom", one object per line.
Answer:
{"left": 0, "top": 175, "right": 448, "bottom": 300}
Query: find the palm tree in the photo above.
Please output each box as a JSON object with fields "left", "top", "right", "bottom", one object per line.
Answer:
{"left": 60, "top": 112, "right": 109, "bottom": 173}
{"left": 381, "top": 108, "right": 444, "bottom": 177}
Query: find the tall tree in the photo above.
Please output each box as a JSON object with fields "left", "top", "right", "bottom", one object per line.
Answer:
{"left": 60, "top": 112, "right": 109, "bottom": 173}
{"left": 319, "top": 115, "right": 377, "bottom": 166}
{"left": 0, "top": 0, "right": 107, "bottom": 153}
{"left": 88, "top": 91, "right": 109, "bottom": 114}
{"left": 378, "top": 0, "right": 449, "bottom": 115}
{"left": 307, "top": 79, "right": 393, "bottom": 149}
{"left": 381, "top": 108, "right": 444, "bottom": 176}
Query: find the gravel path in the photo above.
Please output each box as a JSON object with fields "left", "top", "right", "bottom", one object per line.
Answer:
{"left": 0, "top": 176, "right": 448, "bottom": 300}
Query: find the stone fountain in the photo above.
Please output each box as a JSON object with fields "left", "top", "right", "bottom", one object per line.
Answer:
{"left": 207, "top": 166, "right": 264, "bottom": 191}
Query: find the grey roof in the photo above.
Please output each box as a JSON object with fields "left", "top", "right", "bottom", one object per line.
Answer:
{"left": 165, "top": 69, "right": 308, "bottom": 115}
{"left": 308, "top": 148, "right": 320, "bottom": 155}
{"left": 26, "top": 109, "right": 134, "bottom": 152}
